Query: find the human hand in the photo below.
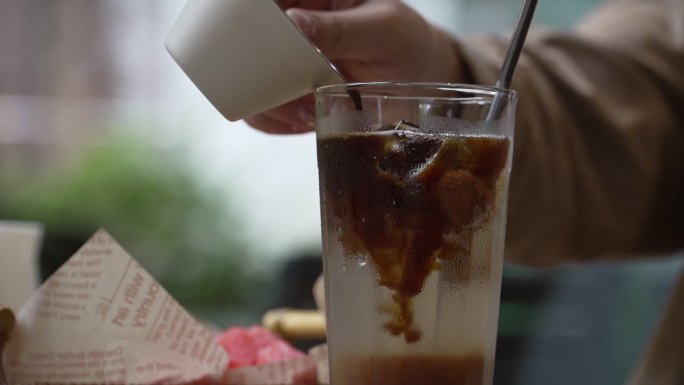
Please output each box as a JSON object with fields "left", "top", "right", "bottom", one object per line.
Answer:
{"left": 244, "top": 0, "right": 465, "bottom": 134}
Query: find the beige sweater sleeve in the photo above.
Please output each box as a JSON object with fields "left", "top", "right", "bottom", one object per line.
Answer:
{"left": 458, "top": 0, "right": 684, "bottom": 265}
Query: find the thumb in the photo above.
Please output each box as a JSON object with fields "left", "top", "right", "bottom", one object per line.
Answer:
{"left": 286, "top": 3, "right": 394, "bottom": 59}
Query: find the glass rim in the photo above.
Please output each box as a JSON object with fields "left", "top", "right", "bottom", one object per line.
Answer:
{"left": 316, "top": 82, "right": 518, "bottom": 100}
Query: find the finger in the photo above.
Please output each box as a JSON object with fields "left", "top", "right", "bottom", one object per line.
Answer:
{"left": 244, "top": 94, "right": 316, "bottom": 134}
{"left": 277, "top": 0, "right": 362, "bottom": 11}
{"left": 286, "top": 1, "right": 401, "bottom": 59}
{"left": 269, "top": 95, "right": 316, "bottom": 126}
{"left": 249, "top": 96, "right": 314, "bottom": 131}
{"left": 277, "top": 0, "right": 328, "bottom": 11}
{"left": 244, "top": 114, "right": 292, "bottom": 134}
{"left": 244, "top": 114, "right": 313, "bottom": 135}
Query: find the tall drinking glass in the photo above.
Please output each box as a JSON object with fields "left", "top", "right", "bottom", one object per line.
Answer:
{"left": 315, "top": 83, "right": 517, "bottom": 385}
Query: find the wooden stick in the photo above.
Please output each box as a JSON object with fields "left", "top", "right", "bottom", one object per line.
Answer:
{"left": 262, "top": 309, "right": 326, "bottom": 340}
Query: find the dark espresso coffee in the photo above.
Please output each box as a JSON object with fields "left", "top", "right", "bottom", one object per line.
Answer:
{"left": 317, "top": 130, "right": 509, "bottom": 343}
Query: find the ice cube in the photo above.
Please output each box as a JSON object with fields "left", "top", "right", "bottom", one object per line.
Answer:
{"left": 376, "top": 131, "right": 442, "bottom": 179}
{"left": 392, "top": 120, "right": 420, "bottom": 133}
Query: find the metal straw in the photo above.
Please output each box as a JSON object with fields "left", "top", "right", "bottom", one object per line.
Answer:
{"left": 487, "top": 0, "right": 538, "bottom": 120}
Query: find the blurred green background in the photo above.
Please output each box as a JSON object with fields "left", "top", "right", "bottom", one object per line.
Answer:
{"left": 0, "top": 1, "right": 682, "bottom": 385}
{"left": 0, "top": 133, "right": 271, "bottom": 325}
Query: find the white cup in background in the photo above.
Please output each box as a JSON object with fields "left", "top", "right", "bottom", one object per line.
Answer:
{"left": 166, "top": 0, "right": 344, "bottom": 122}
{"left": 0, "top": 221, "right": 43, "bottom": 312}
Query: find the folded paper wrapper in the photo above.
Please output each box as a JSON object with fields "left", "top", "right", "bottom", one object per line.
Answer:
{"left": 1, "top": 229, "right": 326, "bottom": 385}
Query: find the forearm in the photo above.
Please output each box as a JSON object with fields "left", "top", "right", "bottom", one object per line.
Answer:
{"left": 456, "top": 0, "right": 684, "bottom": 264}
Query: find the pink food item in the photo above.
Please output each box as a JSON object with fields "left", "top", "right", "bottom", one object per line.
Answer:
{"left": 246, "top": 325, "right": 281, "bottom": 350}
{"left": 217, "top": 327, "right": 257, "bottom": 369}
{"left": 217, "top": 325, "right": 305, "bottom": 369}
{"left": 255, "top": 340, "right": 306, "bottom": 365}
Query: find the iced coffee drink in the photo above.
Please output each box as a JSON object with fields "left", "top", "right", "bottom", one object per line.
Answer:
{"left": 315, "top": 83, "right": 516, "bottom": 385}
